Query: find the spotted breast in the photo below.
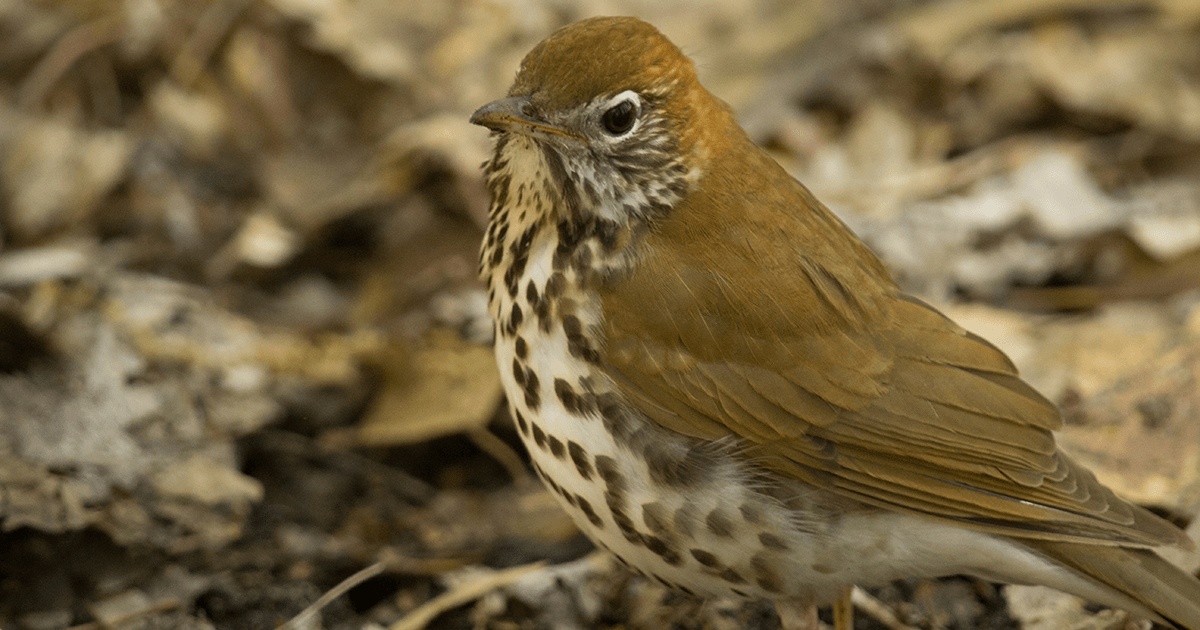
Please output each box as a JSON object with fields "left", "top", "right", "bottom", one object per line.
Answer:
{"left": 480, "top": 129, "right": 815, "bottom": 600}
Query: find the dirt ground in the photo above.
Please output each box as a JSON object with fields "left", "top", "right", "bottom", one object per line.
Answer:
{"left": 1, "top": 0, "right": 1199, "bottom": 629}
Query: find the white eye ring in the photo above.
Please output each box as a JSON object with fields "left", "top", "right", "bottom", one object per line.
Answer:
{"left": 600, "top": 91, "right": 640, "bottom": 136}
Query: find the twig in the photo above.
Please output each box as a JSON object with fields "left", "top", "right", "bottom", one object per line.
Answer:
{"left": 278, "top": 561, "right": 388, "bottom": 630}
{"left": 17, "top": 16, "right": 124, "bottom": 110}
{"left": 375, "top": 548, "right": 467, "bottom": 576}
{"left": 468, "top": 428, "right": 532, "bottom": 487}
{"left": 386, "top": 562, "right": 546, "bottom": 630}
{"left": 852, "top": 586, "right": 921, "bottom": 630}
{"left": 170, "top": 0, "right": 256, "bottom": 86}
{"left": 68, "top": 597, "right": 180, "bottom": 630}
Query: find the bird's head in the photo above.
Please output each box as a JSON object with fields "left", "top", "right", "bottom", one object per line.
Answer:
{"left": 471, "top": 17, "right": 728, "bottom": 223}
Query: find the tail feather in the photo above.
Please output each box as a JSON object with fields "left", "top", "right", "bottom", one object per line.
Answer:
{"left": 1025, "top": 540, "right": 1200, "bottom": 630}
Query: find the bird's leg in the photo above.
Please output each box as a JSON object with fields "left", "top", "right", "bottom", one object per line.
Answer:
{"left": 832, "top": 586, "right": 853, "bottom": 630}
{"left": 777, "top": 600, "right": 821, "bottom": 630}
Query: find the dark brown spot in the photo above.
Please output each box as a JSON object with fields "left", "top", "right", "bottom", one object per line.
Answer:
{"left": 643, "top": 535, "right": 668, "bottom": 556}
{"left": 691, "top": 549, "right": 720, "bottom": 568}
{"left": 594, "top": 456, "right": 625, "bottom": 494}
{"left": 511, "top": 223, "right": 534, "bottom": 258}
{"left": 597, "top": 394, "right": 635, "bottom": 444}
{"left": 503, "top": 262, "right": 523, "bottom": 299}
{"left": 594, "top": 218, "right": 621, "bottom": 252}
{"left": 674, "top": 503, "right": 698, "bottom": 538}
{"left": 758, "top": 532, "right": 789, "bottom": 550}
{"left": 561, "top": 314, "right": 601, "bottom": 365}
{"left": 502, "top": 225, "right": 536, "bottom": 298}
{"left": 641, "top": 502, "right": 670, "bottom": 537}
{"left": 751, "top": 554, "right": 783, "bottom": 593}
{"left": 562, "top": 314, "right": 582, "bottom": 336}
{"left": 575, "top": 391, "right": 598, "bottom": 415}
{"left": 577, "top": 496, "right": 603, "bottom": 528}
{"left": 609, "top": 498, "right": 639, "bottom": 544}
{"left": 485, "top": 140, "right": 509, "bottom": 171}
{"left": 531, "top": 423, "right": 547, "bottom": 449}
{"left": 645, "top": 442, "right": 714, "bottom": 489}
{"left": 568, "top": 335, "right": 601, "bottom": 365}
{"left": 548, "top": 435, "right": 565, "bottom": 460}
{"left": 513, "top": 409, "right": 528, "bottom": 435}
{"left": 678, "top": 585, "right": 697, "bottom": 598}
{"left": 534, "top": 295, "right": 552, "bottom": 330}
{"left": 718, "top": 567, "right": 746, "bottom": 585}
{"left": 554, "top": 378, "right": 580, "bottom": 414}
{"left": 572, "top": 245, "right": 593, "bottom": 272}
{"left": 562, "top": 491, "right": 577, "bottom": 507}
{"left": 526, "top": 280, "right": 539, "bottom": 305}
{"left": 568, "top": 441, "right": 592, "bottom": 480}
{"left": 643, "top": 536, "right": 682, "bottom": 566}
{"left": 556, "top": 219, "right": 585, "bottom": 252}
{"left": 523, "top": 368, "right": 540, "bottom": 410}
{"left": 511, "top": 358, "right": 525, "bottom": 385}
{"left": 739, "top": 503, "right": 762, "bottom": 525}
{"left": 514, "top": 336, "right": 527, "bottom": 359}
{"left": 509, "top": 303, "right": 523, "bottom": 329}
{"left": 537, "top": 464, "right": 561, "bottom": 496}
{"left": 706, "top": 508, "right": 734, "bottom": 538}
{"left": 545, "top": 272, "right": 566, "bottom": 299}
{"left": 491, "top": 174, "right": 511, "bottom": 214}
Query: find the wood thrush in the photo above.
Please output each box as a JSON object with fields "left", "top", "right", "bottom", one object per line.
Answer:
{"left": 471, "top": 16, "right": 1200, "bottom": 630}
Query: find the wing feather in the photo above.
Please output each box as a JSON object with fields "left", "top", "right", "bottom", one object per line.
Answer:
{"left": 596, "top": 151, "right": 1187, "bottom": 548}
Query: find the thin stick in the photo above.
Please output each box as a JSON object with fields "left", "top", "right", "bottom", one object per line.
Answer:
{"left": 170, "top": 0, "right": 255, "bottom": 86}
{"left": 278, "top": 561, "right": 388, "bottom": 630}
{"left": 387, "top": 562, "right": 546, "bottom": 630}
{"left": 68, "top": 597, "right": 180, "bottom": 630}
{"left": 468, "top": 428, "right": 532, "bottom": 486}
{"left": 17, "top": 16, "right": 123, "bottom": 110}
{"left": 832, "top": 585, "right": 853, "bottom": 630}
{"left": 851, "top": 586, "right": 921, "bottom": 630}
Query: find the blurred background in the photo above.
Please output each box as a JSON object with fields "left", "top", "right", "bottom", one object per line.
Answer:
{"left": 1, "top": 0, "right": 1199, "bottom": 628}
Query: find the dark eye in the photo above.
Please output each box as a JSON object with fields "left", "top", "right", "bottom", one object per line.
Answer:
{"left": 602, "top": 100, "right": 637, "bottom": 135}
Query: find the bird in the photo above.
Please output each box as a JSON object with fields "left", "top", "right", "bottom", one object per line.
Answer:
{"left": 470, "top": 16, "right": 1200, "bottom": 630}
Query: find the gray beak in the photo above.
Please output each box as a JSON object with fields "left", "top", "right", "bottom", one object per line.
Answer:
{"left": 470, "top": 96, "right": 579, "bottom": 141}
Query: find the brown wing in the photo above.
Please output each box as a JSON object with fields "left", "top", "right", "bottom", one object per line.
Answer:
{"left": 598, "top": 145, "right": 1187, "bottom": 548}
